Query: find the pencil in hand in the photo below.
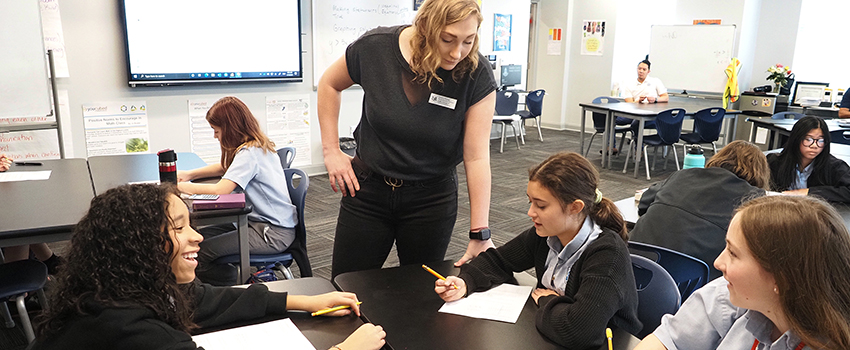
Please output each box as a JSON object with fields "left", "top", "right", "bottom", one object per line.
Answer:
{"left": 422, "top": 264, "right": 459, "bottom": 290}
{"left": 311, "top": 301, "right": 363, "bottom": 317}
{"left": 606, "top": 327, "right": 613, "bottom": 350}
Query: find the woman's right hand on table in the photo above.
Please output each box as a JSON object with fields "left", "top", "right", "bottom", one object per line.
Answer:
{"left": 325, "top": 150, "right": 359, "bottom": 197}
{"left": 435, "top": 276, "right": 467, "bottom": 302}
{"left": 336, "top": 323, "right": 386, "bottom": 350}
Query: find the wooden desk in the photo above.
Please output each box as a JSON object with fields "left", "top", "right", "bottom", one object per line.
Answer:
{"left": 333, "top": 260, "right": 641, "bottom": 350}
{"left": 580, "top": 97, "right": 740, "bottom": 176}
{"left": 0, "top": 159, "right": 94, "bottom": 247}
{"left": 199, "top": 278, "right": 364, "bottom": 350}
{"left": 87, "top": 153, "right": 253, "bottom": 283}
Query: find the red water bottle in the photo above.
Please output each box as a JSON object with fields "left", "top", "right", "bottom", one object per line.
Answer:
{"left": 157, "top": 149, "right": 178, "bottom": 184}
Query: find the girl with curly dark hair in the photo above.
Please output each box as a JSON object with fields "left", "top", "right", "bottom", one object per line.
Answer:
{"left": 31, "top": 184, "right": 385, "bottom": 350}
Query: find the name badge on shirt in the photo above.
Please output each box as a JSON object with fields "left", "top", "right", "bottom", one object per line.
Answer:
{"left": 429, "top": 93, "right": 457, "bottom": 110}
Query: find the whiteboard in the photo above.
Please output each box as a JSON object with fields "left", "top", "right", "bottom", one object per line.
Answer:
{"left": 649, "top": 25, "right": 736, "bottom": 94}
{"left": 312, "top": 0, "right": 416, "bottom": 86}
{"left": 0, "top": 0, "right": 52, "bottom": 118}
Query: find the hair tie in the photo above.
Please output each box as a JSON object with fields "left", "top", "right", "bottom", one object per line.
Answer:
{"left": 594, "top": 189, "right": 603, "bottom": 204}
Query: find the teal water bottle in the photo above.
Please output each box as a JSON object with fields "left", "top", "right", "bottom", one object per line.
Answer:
{"left": 683, "top": 145, "right": 705, "bottom": 169}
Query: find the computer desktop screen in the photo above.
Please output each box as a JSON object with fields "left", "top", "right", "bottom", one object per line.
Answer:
{"left": 500, "top": 64, "right": 522, "bottom": 89}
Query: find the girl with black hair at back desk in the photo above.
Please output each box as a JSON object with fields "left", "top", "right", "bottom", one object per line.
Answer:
{"left": 31, "top": 184, "right": 385, "bottom": 350}
{"left": 433, "top": 152, "right": 641, "bottom": 349}
{"left": 767, "top": 116, "right": 850, "bottom": 203}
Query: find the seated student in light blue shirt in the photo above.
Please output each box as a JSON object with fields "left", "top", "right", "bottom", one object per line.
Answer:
{"left": 177, "top": 96, "right": 297, "bottom": 285}
{"left": 633, "top": 195, "right": 850, "bottom": 350}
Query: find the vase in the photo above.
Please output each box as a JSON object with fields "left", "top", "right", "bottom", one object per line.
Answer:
{"left": 774, "top": 82, "right": 781, "bottom": 94}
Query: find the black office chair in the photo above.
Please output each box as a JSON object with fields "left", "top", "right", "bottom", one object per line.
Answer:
{"left": 492, "top": 90, "right": 521, "bottom": 153}
{"left": 516, "top": 89, "right": 545, "bottom": 143}
{"left": 631, "top": 254, "right": 681, "bottom": 338}
{"left": 830, "top": 130, "right": 850, "bottom": 145}
{"left": 214, "top": 168, "right": 312, "bottom": 280}
{"left": 277, "top": 146, "right": 296, "bottom": 169}
{"left": 585, "top": 96, "right": 632, "bottom": 157}
{"left": 679, "top": 107, "right": 726, "bottom": 155}
{"left": 0, "top": 260, "right": 48, "bottom": 342}
{"left": 623, "top": 108, "right": 687, "bottom": 180}
{"left": 628, "top": 242, "right": 710, "bottom": 302}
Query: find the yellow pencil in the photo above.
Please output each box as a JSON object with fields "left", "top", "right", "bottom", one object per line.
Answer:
{"left": 311, "top": 301, "right": 362, "bottom": 317}
{"left": 606, "top": 328, "right": 613, "bottom": 350}
{"left": 422, "top": 264, "right": 459, "bottom": 290}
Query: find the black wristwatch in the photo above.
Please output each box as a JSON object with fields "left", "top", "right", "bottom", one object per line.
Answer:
{"left": 469, "top": 228, "right": 491, "bottom": 240}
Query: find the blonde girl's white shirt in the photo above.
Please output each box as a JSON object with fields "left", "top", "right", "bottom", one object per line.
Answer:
{"left": 621, "top": 76, "right": 667, "bottom": 103}
{"left": 653, "top": 278, "right": 810, "bottom": 350}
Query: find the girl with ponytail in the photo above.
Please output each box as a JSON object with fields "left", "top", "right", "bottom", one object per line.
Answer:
{"left": 433, "top": 152, "right": 640, "bottom": 349}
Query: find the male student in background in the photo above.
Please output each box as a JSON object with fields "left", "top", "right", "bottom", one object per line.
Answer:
{"left": 839, "top": 87, "right": 850, "bottom": 118}
{"left": 601, "top": 59, "right": 670, "bottom": 154}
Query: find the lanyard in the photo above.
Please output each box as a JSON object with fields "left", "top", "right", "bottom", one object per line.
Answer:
{"left": 751, "top": 339, "right": 805, "bottom": 350}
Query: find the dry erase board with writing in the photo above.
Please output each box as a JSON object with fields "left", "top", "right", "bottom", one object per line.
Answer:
{"left": 0, "top": 0, "right": 52, "bottom": 119}
{"left": 648, "top": 25, "right": 736, "bottom": 94}
{"left": 312, "top": 0, "right": 416, "bottom": 86}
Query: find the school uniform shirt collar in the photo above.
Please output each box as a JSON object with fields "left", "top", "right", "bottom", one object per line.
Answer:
{"left": 790, "top": 162, "right": 814, "bottom": 190}
{"left": 743, "top": 310, "right": 807, "bottom": 349}
{"left": 541, "top": 216, "right": 601, "bottom": 295}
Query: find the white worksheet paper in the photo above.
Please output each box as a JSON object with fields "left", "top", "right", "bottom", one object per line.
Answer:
{"left": 0, "top": 171, "right": 51, "bottom": 182}
{"left": 438, "top": 283, "right": 533, "bottom": 323}
{"left": 192, "top": 318, "right": 315, "bottom": 350}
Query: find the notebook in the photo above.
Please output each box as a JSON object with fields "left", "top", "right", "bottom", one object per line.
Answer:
{"left": 192, "top": 193, "right": 245, "bottom": 210}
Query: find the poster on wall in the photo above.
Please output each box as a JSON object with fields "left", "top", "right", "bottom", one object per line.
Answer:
{"left": 493, "top": 13, "right": 512, "bottom": 52}
{"left": 266, "top": 95, "right": 311, "bottom": 167}
{"left": 547, "top": 28, "right": 562, "bottom": 56}
{"left": 188, "top": 98, "right": 221, "bottom": 165}
{"left": 82, "top": 101, "right": 150, "bottom": 157}
{"left": 581, "top": 20, "right": 605, "bottom": 56}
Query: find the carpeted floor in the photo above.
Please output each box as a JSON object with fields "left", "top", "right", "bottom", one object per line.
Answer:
{"left": 3, "top": 128, "right": 683, "bottom": 348}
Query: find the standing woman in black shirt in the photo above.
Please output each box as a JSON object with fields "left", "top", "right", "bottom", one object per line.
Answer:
{"left": 318, "top": 0, "right": 498, "bottom": 276}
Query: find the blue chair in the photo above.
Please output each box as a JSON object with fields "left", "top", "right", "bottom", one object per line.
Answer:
{"left": 632, "top": 254, "right": 681, "bottom": 338}
{"left": 679, "top": 107, "right": 726, "bottom": 155}
{"left": 0, "top": 260, "right": 48, "bottom": 342}
{"left": 772, "top": 111, "right": 804, "bottom": 120}
{"left": 214, "top": 168, "right": 312, "bottom": 280}
{"left": 585, "top": 96, "right": 632, "bottom": 157}
{"left": 277, "top": 146, "right": 296, "bottom": 169}
{"left": 516, "top": 89, "right": 545, "bottom": 143}
{"left": 830, "top": 129, "right": 850, "bottom": 145}
{"left": 623, "top": 108, "right": 687, "bottom": 180}
{"left": 628, "top": 241, "right": 710, "bottom": 302}
{"left": 492, "top": 90, "right": 521, "bottom": 153}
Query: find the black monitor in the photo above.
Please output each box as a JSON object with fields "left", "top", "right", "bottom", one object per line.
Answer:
{"left": 500, "top": 64, "right": 522, "bottom": 89}
{"left": 790, "top": 81, "right": 829, "bottom": 106}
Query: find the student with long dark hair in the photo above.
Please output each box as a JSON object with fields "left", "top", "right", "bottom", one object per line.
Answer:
{"left": 433, "top": 152, "right": 641, "bottom": 349}
{"left": 177, "top": 96, "right": 297, "bottom": 285}
{"left": 32, "top": 184, "right": 385, "bottom": 350}
{"left": 767, "top": 116, "right": 850, "bottom": 203}
{"left": 634, "top": 196, "right": 850, "bottom": 350}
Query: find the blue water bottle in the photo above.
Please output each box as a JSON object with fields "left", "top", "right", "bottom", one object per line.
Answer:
{"left": 683, "top": 145, "right": 705, "bottom": 169}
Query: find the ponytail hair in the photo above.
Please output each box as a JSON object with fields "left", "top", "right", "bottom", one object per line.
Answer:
{"left": 528, "top": 152, "right": 627, "bottom": 241}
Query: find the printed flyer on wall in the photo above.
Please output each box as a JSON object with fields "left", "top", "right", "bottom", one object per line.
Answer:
{"left": 188, "top": 98, "right": 220, "bottom": 165}
{"left": 82, "top": 101, "right": 150, "bottom": 157}
{"left": 266, "top": 95, "right": 311, "bottom": 167}
{"left": 581, "top": 20, "right": 605, "bottom": 56}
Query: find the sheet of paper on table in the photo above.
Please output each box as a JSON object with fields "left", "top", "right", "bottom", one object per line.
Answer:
{"left": 0, "top": 170, "right": 51, "bottom": 182}
{"left": 192, "top": 318, "right": 315, "bottom": 350}
{"left": 438, "top": 283, "right": 533, "bottom": 323}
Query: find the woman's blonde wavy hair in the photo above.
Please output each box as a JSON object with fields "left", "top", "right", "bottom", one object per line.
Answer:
{"left": 409, "top": 0, "right": 482, "bottom": 89}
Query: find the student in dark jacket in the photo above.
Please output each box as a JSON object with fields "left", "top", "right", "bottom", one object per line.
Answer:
{"left": 767, "top": 116, "right": 850, "bottom": 203}
{"left": 433, "top": 152, "right": 641, "bottom": 349}
{"left": 31, "top": 184, "right": 385, "bottom": 350}
{"left": 630, "top": 141, "right": 770, "bottom": 279}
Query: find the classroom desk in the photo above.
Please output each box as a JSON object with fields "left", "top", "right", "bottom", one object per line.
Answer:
{"left": 0, "top": 159, "right": 94, "bottom": 247}
{"left": 198, "top": 278, "right": 364, "bottom": 350}
{"left": 333, "top": 260, "right": 641, "bottom": 350}
{"left": 747, "top": 117, "right": 848, "bottom": 150}
{"left": 87, "top": 153, "right": 253, "bottom": 283}
{"left": 579, "top": 97, "right": 740, "bottom": 176}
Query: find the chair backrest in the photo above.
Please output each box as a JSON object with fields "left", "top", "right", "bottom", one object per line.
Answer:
{"left": 632, "top": 254, "right": 681, "bottom": 338}
{"left": 591, "top": 96, "right": 620, "bottom": 130}
{"left": 654, "top": 108, "right": 687, "bottom": 144}
{"left": 524, "top": 89, "right": 545, "bottom": 116}
{"left": 772, "top": 111, "right": 804, "bottom": 120}
{"left": 277, "top": 146, "right": 296, "bottom": 169}
{"left": 495, "top": 90, "right": 520, "bottom": 116}
{"left": 628, "top": 241, "right": 710, "bottom": 301}
{"left": 691, "top": 108, "right": 726, "bottom": 143}
{"left": 830, "top": 129, "right": 850, "bottom": 145}
{"left": 284, "top": 168, "right": 308, "bottom": 254}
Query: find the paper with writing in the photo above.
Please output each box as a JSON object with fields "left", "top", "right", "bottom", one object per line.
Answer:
{"left": 438, "top": 283, "right": 533, "bottom": 323}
